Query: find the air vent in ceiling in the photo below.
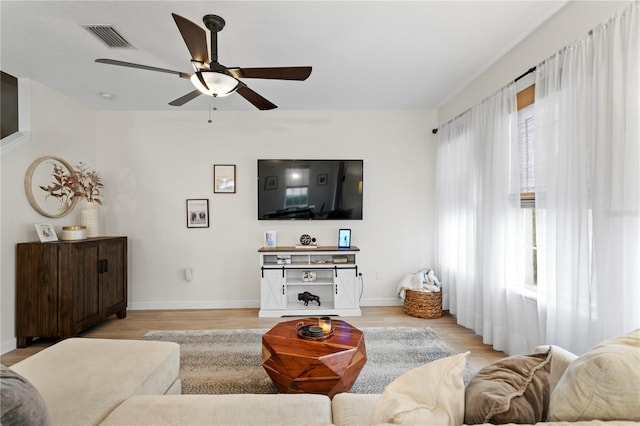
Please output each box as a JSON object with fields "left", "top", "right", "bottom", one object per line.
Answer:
{"left": 82, "top": 24, "right": 134, "bottom": 48}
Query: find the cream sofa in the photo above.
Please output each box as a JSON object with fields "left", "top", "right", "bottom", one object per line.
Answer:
{"left": 3, "top": 337, "right": 333, "bottom": 426}
{"left": 2, "top": 331, "right": 639, "bottom": 426}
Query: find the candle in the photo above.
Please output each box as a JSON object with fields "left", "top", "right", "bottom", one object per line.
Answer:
{"left": 319, "top": 317, "right": 332, "bottom": 334}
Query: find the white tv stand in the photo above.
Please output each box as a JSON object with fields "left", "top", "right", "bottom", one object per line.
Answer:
{"left": 258, "top": 246, "right": 362, "bottom": 318}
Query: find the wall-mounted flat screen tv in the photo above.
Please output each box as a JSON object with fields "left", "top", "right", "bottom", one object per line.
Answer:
{"left": 258, "top": 159, "right": 363, "bottom": 220}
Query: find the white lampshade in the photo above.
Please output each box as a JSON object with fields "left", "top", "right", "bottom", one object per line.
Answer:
{"left": 190, "top": 71, "right": 238, "bottom": 97}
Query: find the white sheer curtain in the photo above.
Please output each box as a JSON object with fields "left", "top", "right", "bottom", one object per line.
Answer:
{"left": 436, "top": 85, "right": 534, "bottom": 355}
{"left": 534, "top": 2, "right": 640, "bottom": 354}
{"left": 435, "top": 109, "right": 476, "bottom": 326}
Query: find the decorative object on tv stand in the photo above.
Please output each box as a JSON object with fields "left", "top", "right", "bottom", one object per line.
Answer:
{"left": 25, "top": 156, "right": 79, "bottom": 218}
{"left": 297, "top": 234, "right": 316, "bottom": 248}
{"left": 338, "top": 228, "right": 351, "bottom": 249}
{"left": 265, "top": 231, "right": 277, "bottom": 248}
{"left": 298, "top": 291, "right": 320, "bottom": 306}
{"left": 302, "top": 271, "right": 316, "bottom": 282}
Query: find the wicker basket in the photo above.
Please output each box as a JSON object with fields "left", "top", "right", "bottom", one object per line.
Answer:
{"left": 404, "top": 289, "right": 443, "bottom": 319}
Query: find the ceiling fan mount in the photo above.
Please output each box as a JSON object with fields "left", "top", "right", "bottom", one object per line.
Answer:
{"left": 202, "top": 14, "right": 225, "bottom": 33}
{"left": 95, "top": 13, "right": 312, "bottom": 110}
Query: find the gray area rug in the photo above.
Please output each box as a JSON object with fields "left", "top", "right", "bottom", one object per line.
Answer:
{"left": 141, "top": 326, "right": 475, "bottom": 395}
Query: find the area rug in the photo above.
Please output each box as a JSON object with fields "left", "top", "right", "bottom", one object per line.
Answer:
{"left": 141, "top": 326, "right": 474, "bottom": 395}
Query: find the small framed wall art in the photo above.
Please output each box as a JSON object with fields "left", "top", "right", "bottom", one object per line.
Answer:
{"left": 186, "top": 199, "right": 209, "bottom": 228}
{"left": 213, "top": 164, "right": 236, "bottom": 193}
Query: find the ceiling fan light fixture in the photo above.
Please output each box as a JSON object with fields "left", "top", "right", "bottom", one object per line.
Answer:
{"left": 190, "top": 71, "right": 238, "bottom": 97}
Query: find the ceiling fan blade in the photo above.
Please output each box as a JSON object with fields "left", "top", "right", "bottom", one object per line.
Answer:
{"left": 228, "top": 66, "right": 312, "bottom": 81}
{"left": 169, "top": 90, "right": 202, "bottom": 106}
{"left": 95, "top": 59, "right": 191, "bottom": 79}
{"left": 236, "top": 84, "right": 277, "bottom": 110}
{"left": 172, "top": 13, "right": 209, "bottom": 65}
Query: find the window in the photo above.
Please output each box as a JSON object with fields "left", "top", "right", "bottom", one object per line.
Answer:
{"left": 517, "top": 85, "right": 537, "bottom": 287}
{"left": 284, "top": 187, "right": 308, "bottom": 208}
{"left": 284, "top": 167, "right": 309, "bottom": 209}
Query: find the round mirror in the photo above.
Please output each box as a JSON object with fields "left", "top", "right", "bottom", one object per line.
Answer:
{"left": 24, "top": 156, "right": 78, "bottom": 218}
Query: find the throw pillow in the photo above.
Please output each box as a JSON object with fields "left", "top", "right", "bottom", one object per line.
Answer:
{"left": 0, "top": 364, "right": 51, "bottom": 426}
{"left": 548, "top": 329, "right": 640, "bottom": 422}
{"left": 464, "top": 348, "right": 552, "bottom": 425}
{"left": 368, "top": 352, "right": 468, "bottom": 425}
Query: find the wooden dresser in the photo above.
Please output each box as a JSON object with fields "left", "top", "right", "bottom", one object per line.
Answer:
{"left": 16, "top": 236, "right": 127, "bottom": 347}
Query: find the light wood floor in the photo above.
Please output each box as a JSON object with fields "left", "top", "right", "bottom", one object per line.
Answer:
{"left": 1, "top": 306, "right": 505, "bottom": 370}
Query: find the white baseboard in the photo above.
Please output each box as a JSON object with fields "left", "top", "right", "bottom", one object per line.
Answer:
{"left": 128, "top": 299, "right": 261, "bottom": 310}
{"left": 362, "top": 297, "right": 404, "bottom": 306}
{"left": 129, "top": 297, "right": 403, "bottom": 310}
{"left": 1, "top": 339, "right": 17, "bottom": 355}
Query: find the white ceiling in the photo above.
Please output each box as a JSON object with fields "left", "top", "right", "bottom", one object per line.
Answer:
{"left": 1, "top": 1, "right": 568, "bottom": 112}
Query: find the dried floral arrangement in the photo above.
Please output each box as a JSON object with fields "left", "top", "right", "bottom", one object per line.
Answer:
{"left": 40, "top": 162, "right": 103, "bottom": 205}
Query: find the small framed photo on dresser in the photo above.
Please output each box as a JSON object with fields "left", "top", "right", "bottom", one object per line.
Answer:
{"left": 35, "top": 224, "right": 58, "bottom": 242}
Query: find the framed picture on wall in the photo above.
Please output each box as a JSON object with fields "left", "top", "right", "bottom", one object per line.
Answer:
{"left": 186, "top": 199, "right": 209, "bottom": 228}
{"left": 317, "top": 173, "right": 328, "bottom": 185}
{"left": 213, "top": 164, "right": 236, "bottom": 193}
{"left": 264, "top": 176, "right": 278, "bottom": 190}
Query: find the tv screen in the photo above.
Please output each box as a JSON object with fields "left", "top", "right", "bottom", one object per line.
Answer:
{"left": 258, "top": 159, "right": 363, "bottom": 220}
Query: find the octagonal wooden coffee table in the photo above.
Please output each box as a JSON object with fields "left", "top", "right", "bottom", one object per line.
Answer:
{"left": 261, "top": 318, "right": 367, "bottom": 398}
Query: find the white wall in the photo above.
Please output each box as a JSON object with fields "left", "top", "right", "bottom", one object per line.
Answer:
{"left": 438, "top": 0, "right": 633, "bottom": 123}
{"left": 1, "top": 81, "right": 97, "bottom": 353}
{"left": 1, "top": 93, "right": 437, "bottom": 351}
{"left": 96, "top": 109, "right": 436, "bottom": 310}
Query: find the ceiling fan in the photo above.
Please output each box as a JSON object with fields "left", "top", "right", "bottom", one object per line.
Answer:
{"left": 95, "top": 13, "right": 312, "bottom": 110}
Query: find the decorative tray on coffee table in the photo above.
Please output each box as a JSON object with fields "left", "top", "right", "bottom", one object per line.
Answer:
{"left": 296, "top": 324, "right": 335, "bottom": 340}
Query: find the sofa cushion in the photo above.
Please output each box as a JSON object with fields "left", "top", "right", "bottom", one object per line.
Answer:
{"left": 464, "top": 348, "right": 552, "bottom": 425}
{"left": 548, "top": 329, "right": 640, "bottom": 422}
{"left": 332, "top": 393, "right": 380, "bottom": 426}
{"left": 1, "top": 364, "right": 51, "bottom": 426}
{"left": 368, "top": 352, "right": 468, "bottom": 425}
{"left": 10, "top": 338, "right": 180, "bottom": 426}
{"left": 100, "top": 394, "right": 333, "bottom": 426}
{"left": 534, "top": 345, "right": 578, "bottom": 393}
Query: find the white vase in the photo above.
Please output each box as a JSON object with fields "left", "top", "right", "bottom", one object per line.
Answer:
{"left": 80, "top": 201, "right": 100, "bottom": 237}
